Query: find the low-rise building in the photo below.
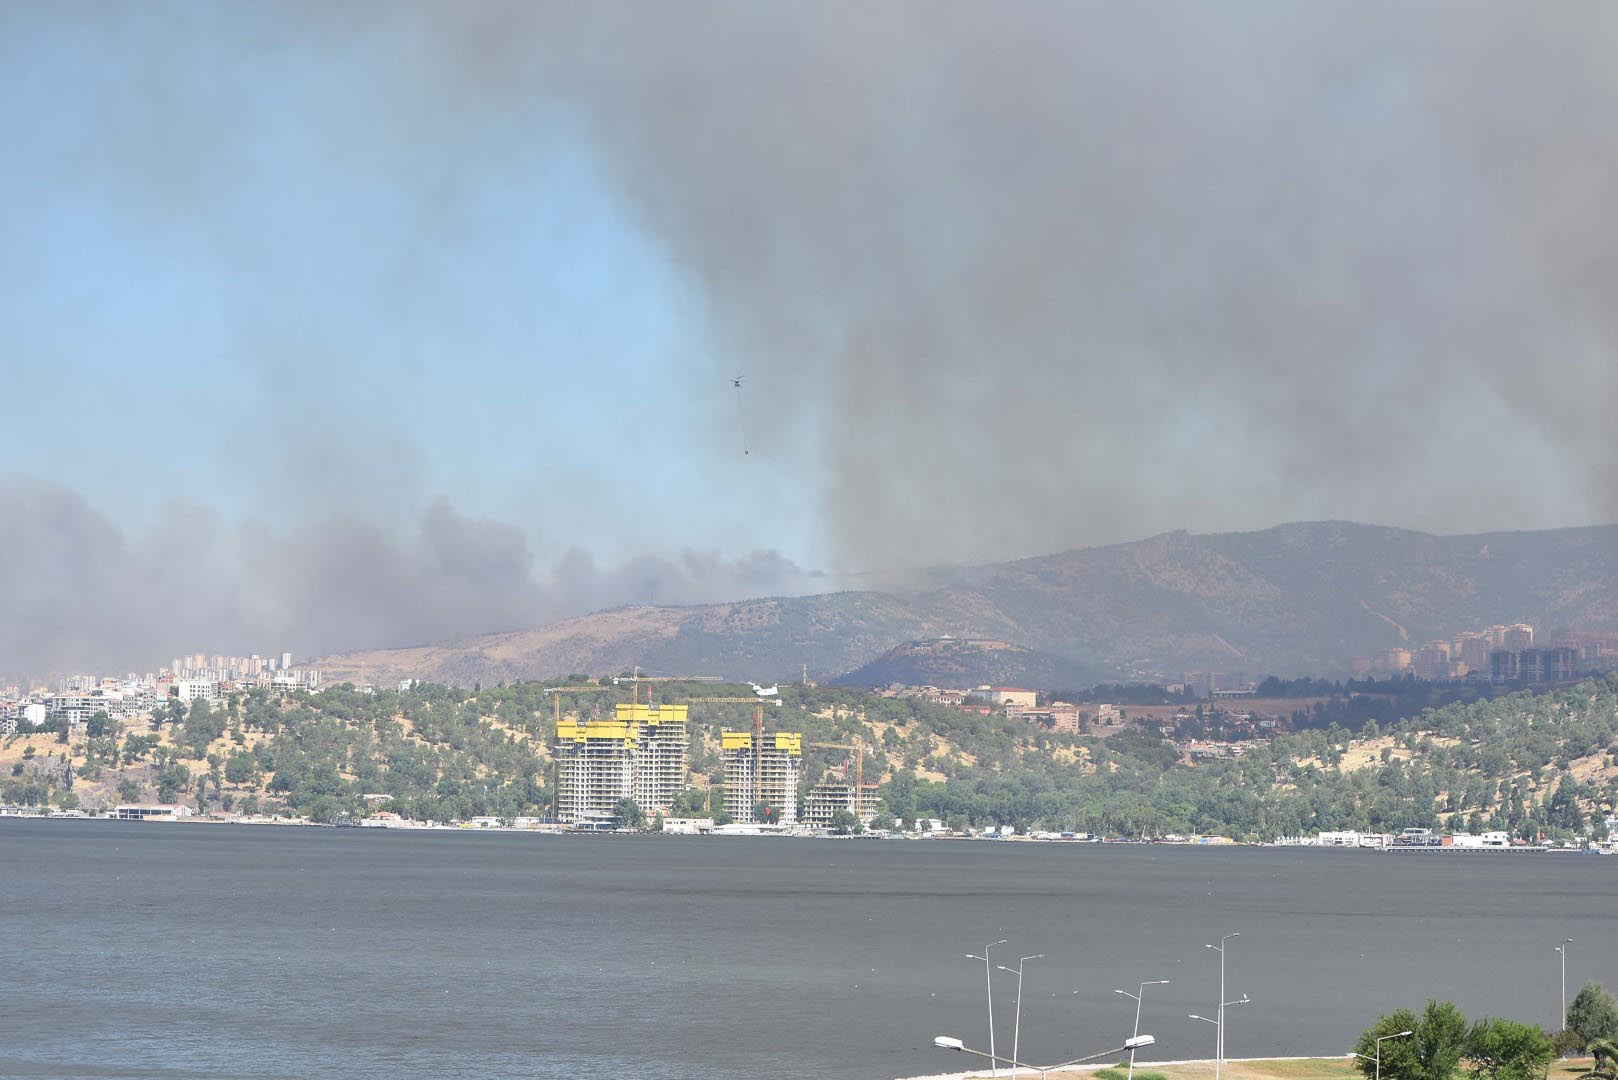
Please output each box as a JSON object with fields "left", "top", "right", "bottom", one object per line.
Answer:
{"left": 113, "top": 804, "right": 195, "bottom": 821}
{"left": 800, "top": 781, "right": 881, "bottom": 828}
{"left": 970, "top": 686, "right": 1038, "bottom": 711}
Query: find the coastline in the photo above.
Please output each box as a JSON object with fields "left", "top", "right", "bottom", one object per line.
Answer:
{"left": 0, "top": 812, "right": 1606, "bottom": 854}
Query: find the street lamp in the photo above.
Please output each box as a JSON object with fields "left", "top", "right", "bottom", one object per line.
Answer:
{"left": 966, "top": 940, "right": 1009, "bottom": 1077}
{"left": 1556, "top": 939, "right": 1574, "bottom": 1031}
{"left": 1114, "top": 980, "right": 1170, "bottom": 1080}
{"left": 998, "top": 954, "right": 1044, "bottom": 1075}
{"left": 1205, "top": 932, "right": 1243, "bottom": 1080}
{"left": 1352, "top": 1029, "right": 1413, "bottom": 1080}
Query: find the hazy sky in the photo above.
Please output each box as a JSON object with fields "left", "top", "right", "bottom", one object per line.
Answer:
{"left": 3, "top": 2, "right": 1616, "bottom": 673}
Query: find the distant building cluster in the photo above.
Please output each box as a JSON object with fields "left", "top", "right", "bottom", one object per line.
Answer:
{"left": 1355, "top": 623, "right": 1610, "bottom": 685}
{"left": 168, "top": 651, "right": 319, "bottom": 694}
{"left": 1179, "top": 672, "right": 1256, "bottom": 699}
{"left": 0, "top": 647, "right": 319, "bottom": 735}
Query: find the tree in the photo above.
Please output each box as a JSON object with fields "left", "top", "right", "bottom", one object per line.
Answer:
{"left": 156, "top": 762, "right": 192, "bottom": 803}
{"left": 117, "top": 779, "right": 145, "bottom": 802}
{"left": 1354, "top": 1002, "right": 1470, "bottom": 1080}
{"left": 1466, "top": 1018, "right": 1553, "bottom": 1080}
{"left": 1569, "top": 984, "right": 1618, "bottom": 1049}
{"left": 224, "top": 749, "right": 256, "bottom": 785}
{"left": 613, "top": 797, "right": 647, "bottom": 830}
{"left": 753, "top": 802, "right": 781, "bottom": 825}
{"left": 1585, "top": 1038, "right": 1618, "bottom": 1077}
{"left": 180, "top": 699, "right": 225, "bottom": 759}
{"left": 830, "top": 808, "right": 861, "bottom": 834}
{"left": 869, "top": 811, "right": 897, "bottom": 832}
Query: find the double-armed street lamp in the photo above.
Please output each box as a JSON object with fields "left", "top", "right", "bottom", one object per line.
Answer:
{"left": 1352, "top": 1029, "right": 1413, "bottom": 1080}
{"left": 966, "top": 939, "right": 1009, "bottom": 1077}
{"left": 1200, "top": 932, "right": 1247, "bottom": 1080}
{"left": 1556, "top": 938, "right": 1574, "bottom": 1030}
{"left": 998, "top": 954, "right": 1044, "bottom": 1075}
{"left": 1190, "top": 994, "right": 1249, "bottom": 1080}
{"left": 1113, "top": 980, "right": 1170, "bottom": 1080}
{"left": 934, "top": 1033, "right": 1157, "bottom": 1080}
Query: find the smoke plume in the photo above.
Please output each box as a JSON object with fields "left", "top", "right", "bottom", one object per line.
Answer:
{"left": 429, "top": 2, "right": 1618, "bottom": 565}
{"left": 0, "top": 478, "right": 827, "bottom": 679}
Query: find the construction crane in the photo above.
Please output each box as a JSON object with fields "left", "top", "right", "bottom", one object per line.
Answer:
{"left": 808, "top": 735, "right": 868, "bottom": 823}
{"left": 611, "top": 667, "right": 723, "bottom": 686}
{"left": 542, "top": 684, "right": 607, "bottom": 726}
{"left": 687, "top": 695, "right": 780, "bottom": 813}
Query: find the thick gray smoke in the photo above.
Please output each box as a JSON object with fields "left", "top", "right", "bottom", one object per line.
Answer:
{"left": 5, "top": 2, "right": 1617, "bottom": 674}
{"left": 427, "top": 1, "right": 1618, "bottom": 566}
{"left": 0, "top": 478, "right": 827, "bottom": 679}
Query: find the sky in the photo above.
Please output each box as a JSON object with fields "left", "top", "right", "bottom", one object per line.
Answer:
{"left": 3, "top": 2, "right": 1616, "bottom": 675}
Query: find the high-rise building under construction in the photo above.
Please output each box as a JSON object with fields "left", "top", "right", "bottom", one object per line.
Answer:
{"left": 721, "top": 729, "right": 802, "bottom": 824}
{"left": 555, "top": 703, "right": 688, "bottom": 825}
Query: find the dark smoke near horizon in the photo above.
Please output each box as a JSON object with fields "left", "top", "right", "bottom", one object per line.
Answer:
{"left": 6, "top": 2, "right": 1618, "bottom": 674}
{"left": 0, "top": 478, "right": 829, "bottom": 679}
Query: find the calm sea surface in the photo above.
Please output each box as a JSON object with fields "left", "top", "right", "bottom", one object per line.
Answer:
{"left": 4, "top": 821, "right": 1616, "bottom": 1080}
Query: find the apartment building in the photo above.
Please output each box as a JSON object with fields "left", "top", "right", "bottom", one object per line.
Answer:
{"left": 721, "top": 729, "right": 802, "bottom": 824}
{"left": 625, "top": 703, "right": 688, "bottom": 817}
{"left": 554, "top": 703, "right": 689, "bottom": 825}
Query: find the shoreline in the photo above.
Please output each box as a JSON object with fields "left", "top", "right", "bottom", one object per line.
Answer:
{"left": 0, "top": 811, "right": 1607, "bottom": 853}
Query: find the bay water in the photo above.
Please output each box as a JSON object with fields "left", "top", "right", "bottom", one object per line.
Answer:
{"left": 4, "top": 821, "right": 1615, "bottom": 1079}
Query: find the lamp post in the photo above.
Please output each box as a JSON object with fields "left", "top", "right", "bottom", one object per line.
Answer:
{"left": 1353, "top": 1029, "right": 1413, "bottom": 1080}
{"left": 1556, "top": 939, "right": 1573, "bottom": 1031}
{"left": 966, "top": 939, "right": 1008, "bottom": 1077}
{"left": 1204, "top": 933, "right": 1243, "bottom": 1080}
{"left": 1114, "top": 980, "right": 1170, "bottom": 1080}
{"left": 998, "top": 954, "right": 1044, "bottom": 1075}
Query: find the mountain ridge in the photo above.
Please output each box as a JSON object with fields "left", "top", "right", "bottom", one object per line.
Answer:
{"left": 314, "top": 521, "right": 1618, "bottom": 688}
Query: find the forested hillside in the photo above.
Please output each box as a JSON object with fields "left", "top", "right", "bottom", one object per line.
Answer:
{"left": 5, "top": 674, "right": 1617, "bottom": 841}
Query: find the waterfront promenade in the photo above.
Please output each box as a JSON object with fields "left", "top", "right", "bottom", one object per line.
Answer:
{"left": 900, "top": 1057, "right": 1594, "bottom": 1080}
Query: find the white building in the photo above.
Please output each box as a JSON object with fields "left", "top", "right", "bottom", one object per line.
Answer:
{"left": 113, "top": 804, "right": 195, "bottom": 821}
{"left": 174, "top": 680, "right": 220, "bottom": 703}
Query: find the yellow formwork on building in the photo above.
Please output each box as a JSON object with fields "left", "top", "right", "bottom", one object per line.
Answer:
{"left": 616, "top": 702, "right": 688, "bottom": 727}
{"left": 555, "top": 719, "right": 635, "bottom": 744}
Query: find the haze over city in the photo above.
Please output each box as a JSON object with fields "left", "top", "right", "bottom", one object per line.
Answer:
{"left": 4, "top": 2, "right": 1617, "bottom": 676}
